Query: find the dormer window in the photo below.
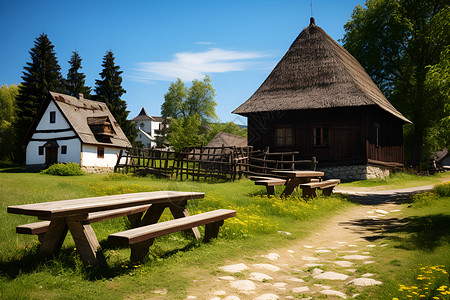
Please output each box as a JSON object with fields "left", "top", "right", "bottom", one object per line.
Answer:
{"left": 50, "top": 111, "right": 56, "bottom": 123}
{"left": 87, "top": 116, "right": 115, "bottom": 143}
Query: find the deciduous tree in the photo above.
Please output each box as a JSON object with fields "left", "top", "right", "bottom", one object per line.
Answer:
{"left": 161, "top": 75, "right": 217, "bottom": 124}
{"left": 0, "top": 84, "right": 19, "bottom": 160}
{"left": 161, "top": 75, "right": 217, "bottom": 149}
{"left": 342, "top": 0, "right": 449, "bottom": 166}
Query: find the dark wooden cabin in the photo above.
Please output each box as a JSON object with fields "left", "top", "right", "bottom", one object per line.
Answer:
{"left": 233, "top": 18, "right": 411, "bottom": 178}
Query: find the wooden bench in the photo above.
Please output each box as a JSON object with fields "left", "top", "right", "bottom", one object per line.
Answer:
{"left": 108, "top": 209, "right": 236, "bottom": 263}
{"left": 16, "top": 204, "right": 152, "bottom": 242}
{"left": 250, "top": 176, "right": 287, "bottom": 195}
{"left": 299, "top": 179, "right": 341, "bottom": 198}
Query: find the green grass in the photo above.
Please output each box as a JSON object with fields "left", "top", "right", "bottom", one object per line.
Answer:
{"left": 0, "top": 169, "right": 353, "bottom": 299}
{"left": 340, "top": 171, "right": 450, "bottom": 190}
{"left": 353, "top": 183, "right": 450, "bottom": 299}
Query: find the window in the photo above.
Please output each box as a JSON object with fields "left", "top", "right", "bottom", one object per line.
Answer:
{"left": 97, "top": 147, "right": 104, "bottom": 158}
{"left": 313, "top": 127, "right": 329, "bottom": 146}
{"left": 140, "top": 122, "right": 145, "bottom": 129}
{"left": 276, "top": 127, "right": 293, "bottom": 147}
{"left": 375, "top": 123, "right": 380, "bottom": 147}
{"left": 50, "top": 111, "right": 56, "bottom": 123}
{"left": 61, "top": 145, "right": 67, "bottom": 154}
{"left": 38, "top": 146, "right": 44, "bottom": 155}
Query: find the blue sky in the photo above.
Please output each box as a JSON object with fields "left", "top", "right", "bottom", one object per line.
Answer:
{"left": 0, "top": 0, "right": 365, "bottom": 125}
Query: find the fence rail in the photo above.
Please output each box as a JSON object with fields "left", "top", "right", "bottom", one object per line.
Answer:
{"left": 114, "top": 146, "right": 316, "bottom": 181}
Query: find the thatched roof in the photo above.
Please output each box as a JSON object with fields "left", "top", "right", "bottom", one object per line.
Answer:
{"left": 207, "top": 132, "right": 247, "bottom": 147}
{"left": 233, "top": 18, "right": 411, "bottom": 123}
{"left": 25, "top": 92, "right": 131, "bottom": 148}
{"left": 131, "top": 107, "right": 155, "bottom": 122}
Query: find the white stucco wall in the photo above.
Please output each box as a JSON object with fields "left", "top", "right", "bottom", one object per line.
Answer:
{"left": 81, "top": 144, "right": 120, "bottom": 168}
{"left": 26, "top": 100, "right": 81, "bottom": 166}
{"left": 26, "top": 139, "right": 81, "bottom": 165}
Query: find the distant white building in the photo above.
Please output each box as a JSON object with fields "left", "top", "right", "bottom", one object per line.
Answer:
{"left": 24, "top": 92, "right": 131, "bottom": 172}
{"left": 130, "top": 107, "right": 165, "bottom": 148}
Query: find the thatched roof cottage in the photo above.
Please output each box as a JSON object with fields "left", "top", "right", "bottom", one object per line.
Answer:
{"left": 233, "top": 18, "right": 411, "bottom": 180}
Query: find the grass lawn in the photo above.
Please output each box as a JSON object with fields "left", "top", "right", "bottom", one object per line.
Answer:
{"left": 0, "top": 169, "right": 353, "bottom": 299}
{"left": 0, "top": 168, "right": 449, "bottom": 299}
{"left": 347, "top": 182, "right": 450, "bottom": 300}
{"left": 340, "top": 172, "right": 450, "bottom": 190}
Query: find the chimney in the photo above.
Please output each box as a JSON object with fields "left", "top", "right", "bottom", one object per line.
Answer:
{"left": 77, "top": 93, "right": 84, "bottom": 100}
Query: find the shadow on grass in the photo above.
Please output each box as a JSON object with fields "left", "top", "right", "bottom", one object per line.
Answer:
{"left": 0, "top": 239, "right": 200, "bottom": 281}
{"left": 340, "top": 214, "right": 450, "bottom": 251}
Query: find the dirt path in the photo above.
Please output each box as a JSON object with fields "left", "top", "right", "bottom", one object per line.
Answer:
{"left": 182, "top": 186, "right": 434, "bottom": 300}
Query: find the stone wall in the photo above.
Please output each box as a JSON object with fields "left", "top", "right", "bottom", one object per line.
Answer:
{"left": 81, "top": 166, "right": 114, "bottom": 174}
{"left": 318, "top": 164, "right": 391, "bottom": 182}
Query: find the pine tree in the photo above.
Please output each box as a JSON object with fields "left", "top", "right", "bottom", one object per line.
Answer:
{"left": 65, "top": 51, "right": 91, "bottom": 98}
{"left": 94, "top": 51, "right": 136, "bottom": 143}
{"left": 14, "top": 33, "right": 63, "bottom": 162}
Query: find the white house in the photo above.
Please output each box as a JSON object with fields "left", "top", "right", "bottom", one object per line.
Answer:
{"left": 25, "top": 91, "right": 131, "bottom": 172}
{"left": 130, "top": 107, "right": 165, "bottom": 148}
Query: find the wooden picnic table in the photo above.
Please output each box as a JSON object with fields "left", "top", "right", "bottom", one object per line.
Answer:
{"left": 271, "top": 170, "right": 324, "bottom": 196}
{"left": 7, "top": 191, "right": 204, "bottom": 266}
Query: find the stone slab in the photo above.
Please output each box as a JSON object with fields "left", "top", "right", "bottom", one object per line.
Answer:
{"left": 313, "top": 271, "right": 349, "bottom": 280}
{"left": 219, "top": 263, "right": 248, "bottom": 273}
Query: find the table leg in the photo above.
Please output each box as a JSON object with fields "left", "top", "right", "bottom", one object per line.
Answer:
{"left": 281, "top": 178, "right": 302, "bottom": 196}
{"left": 66, "top": 218, "right": 106, "bottom": 267}
{"left": 168, "top": 201, "right": 201, "bottom": 240}
{"left": 39, "top": 218, "right": 68, "bottom": 256}
{"left": 130, "top": 203, "right": 167, "bottom": 263}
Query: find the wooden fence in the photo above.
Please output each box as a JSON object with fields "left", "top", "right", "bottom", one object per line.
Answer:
{"left": 243, "top": 147, "right": 317, "bottom": 178}
{"left": 114, "top": 146, "right": 252, "bottom": 181}
{"left": 114, "top": 146, "right": 316, "bottom": 181}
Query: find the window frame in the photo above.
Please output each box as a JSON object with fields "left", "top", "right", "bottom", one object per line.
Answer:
{"left": 275, "top": 126, "right": 293, "bottom": 147}
{"left": 97, "top": 147, "right": 104, "bottom": 158}
{"left": 313, "top": 127, "right": 330, "bottom": 146}
{"left": 50, "top": 111, "right": 56, "bottom": 123}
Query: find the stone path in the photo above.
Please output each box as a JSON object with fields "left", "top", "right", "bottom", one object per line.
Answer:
{"left": 183, "top": 185, "right": 434, "bottom": 299}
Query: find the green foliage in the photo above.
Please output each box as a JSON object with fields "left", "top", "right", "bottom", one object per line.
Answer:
{"left": 343, "top": 0, "right": 449, "bottom": 166}
{"left": 14, "top": 33, "right": 64, "bottom": 162}
{"left": 166, "top": 115, "right": 205, "bottom": 151}
{"left": 204, "top": 121, "right": 247, "bottom": 143}
{"left": 161, "top": 75, "right": 217, "bottom": 124}
{"left": 161, "top": 76, "right": 217, "bottom": 149}
{"left": 0, "top": 84, "right": 18, "bottom": 160}
{"left": 64, "top": 51, "right": 92, "bottom": 98}
{"left": 434, "top": 182, "right": 450, "bottom": 198}
{"left": 94, "top": 51, "right": 137, "bottom": 144}
{"left": 40, "top": 162, "right": 84, "bottom": 176}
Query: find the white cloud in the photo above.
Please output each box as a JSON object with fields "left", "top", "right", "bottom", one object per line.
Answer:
{"left": 132, "top": 48, "right": 269, "bottom": 82}
{"left": 195, "top": 41, "right": 213, "bottom": 45}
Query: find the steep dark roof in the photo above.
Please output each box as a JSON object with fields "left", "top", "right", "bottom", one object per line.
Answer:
{"left": 131, "top": 107, "right": 155, "bottom": 121}
{"left": 207, "top": 132, "right": 247, "bottom": 147}
{"left": 233, "top": 18, "right": 411, "bottom": 123}
{"left": 25, "top": 92, "right": 131, "bottom": 148}
{"left": 151, "top": 116, "right": 164, "bottom": 122}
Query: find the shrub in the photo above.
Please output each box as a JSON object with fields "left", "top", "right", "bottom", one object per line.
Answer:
{"left": 434, "top": 182, "right": 450, "bottom": 197}
{"left": 412, "top": 192, "right": 439, "bottom": 207}
{"left": 40, "top": 162, "right": 84, "bottom": 176}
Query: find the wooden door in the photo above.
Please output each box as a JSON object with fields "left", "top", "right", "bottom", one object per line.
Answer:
{"left": 45, "top": 147, "right": 58, "bottom": 166}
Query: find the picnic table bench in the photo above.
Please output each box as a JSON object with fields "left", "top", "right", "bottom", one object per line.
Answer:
{"left": 251, "top": 170, "right": 325, "bottom": 197}
{"left": 250, "top": 176, "right": 287, "bottom": 196}
{"left": 300, "top": 179, "right": 341, "bottom": 198}
{"left": 8, "top": 191, "right": 235, "bottom": 266}
{"left": 16, "top": 204, "right": 152, "bottom": 242}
